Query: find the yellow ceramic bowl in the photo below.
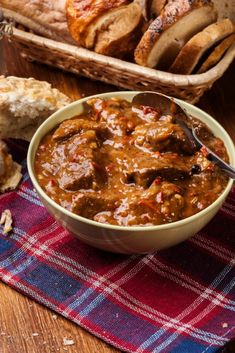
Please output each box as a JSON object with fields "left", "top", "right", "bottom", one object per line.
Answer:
{"left": 27, "top": 92, "right": 235, "bottom": 254}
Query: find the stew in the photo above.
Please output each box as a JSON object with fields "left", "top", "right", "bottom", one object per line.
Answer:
{"left": 35, "top": 97, "right": 229, "bottom": 226}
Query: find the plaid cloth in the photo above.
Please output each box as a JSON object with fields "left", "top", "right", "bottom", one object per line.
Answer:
{"left": 0, "top": 162, "right": 235, "bottom": 353}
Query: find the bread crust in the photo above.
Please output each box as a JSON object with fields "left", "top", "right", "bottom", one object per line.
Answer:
{"left": 169, "top": 19, "right": 235, "bottom": 74}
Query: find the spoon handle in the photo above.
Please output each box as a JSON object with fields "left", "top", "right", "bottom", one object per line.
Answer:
{"left": 192, "top": 129, "right": 235, "bottom": 179}
{"left": 208, "top": 151, "right": 235, "bottom": 179}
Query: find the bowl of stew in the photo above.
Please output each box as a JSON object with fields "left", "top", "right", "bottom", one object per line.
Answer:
{"left": 27, "top": 91, "right": 235, "bottom": 254}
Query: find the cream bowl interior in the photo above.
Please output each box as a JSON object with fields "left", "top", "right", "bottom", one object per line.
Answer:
{"left": 27, "top": 91, "right": 235, "bottom": 254}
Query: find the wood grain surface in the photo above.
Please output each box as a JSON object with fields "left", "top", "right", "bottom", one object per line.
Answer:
{"left": 0, "top": 38, "right": 234, "bottom": 353}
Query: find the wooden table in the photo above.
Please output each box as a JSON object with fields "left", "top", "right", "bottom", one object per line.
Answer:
{"left": 0, "top": 38, "right": 234, "bottom": 353}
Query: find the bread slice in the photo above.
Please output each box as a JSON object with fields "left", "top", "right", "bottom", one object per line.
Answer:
{"left": 197, "top": 33, "right": 235, "bottom": 73}
{"left": 84, "top": 1, "right": 143, "bottom": 58}
{"left": 66, "top": 0, "right": 130, "bottom": 47}
{"left": 0, "top": 76, "right": 71, "bottom": 141}
{"left": 0, "top": 140, "right": 22, "bottom": 193}
{"left": 169, "top": 19, "right": 235, "bottom": 74}
{"left": 134, "top": 0, "right": 218, "bottom": 70}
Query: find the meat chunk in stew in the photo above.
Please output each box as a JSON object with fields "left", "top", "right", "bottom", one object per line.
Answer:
{"left": 59, "top": 159, "right": 95, "bottom": 191}
{"left": 71, "top": 192, "right": 119, "bottom": 219}
{"left": 53, "top": 119, "right": 109, "bottom": 142}
{"left": 125, "top": 154, "right": 191, "bottom": 187}
{"left": 132, "top": 121, "right": 195, "bottom": 154}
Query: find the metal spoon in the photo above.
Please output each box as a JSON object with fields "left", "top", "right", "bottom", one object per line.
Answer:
{"left": 132, "top": 92, "right": 235, "bottom": 179}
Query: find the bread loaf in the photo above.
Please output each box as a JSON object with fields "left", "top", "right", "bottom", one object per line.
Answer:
{"left": 0, "top": 0, "right": 74, "bottom": 43}
{"left": 134, "top": 0, "right": 218, "bottom": 69}
{"left": 66, "top": 0, "right": 144, "bottom": 58}
{"left": 66, "top": 0, "right": 130, "bottom": 47}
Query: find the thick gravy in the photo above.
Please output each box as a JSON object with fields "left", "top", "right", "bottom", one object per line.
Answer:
{"left": 35, "top": 98, "right": 229, "bottom": 226}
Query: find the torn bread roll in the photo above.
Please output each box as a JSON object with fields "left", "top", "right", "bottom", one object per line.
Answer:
{"left": 0, "top": 76, "right": 71, "bottom": 141}
{"left": 0, "top": 0, "right": 74, "bottom": 43}
{"left": 0, "top": 140, "right": 22, "bottom": 193}
{"left": 169, "top": 19, "right": 235, "bottom": 74}
{"left": 134, "top": 0, "right": 218, "bottom": 69}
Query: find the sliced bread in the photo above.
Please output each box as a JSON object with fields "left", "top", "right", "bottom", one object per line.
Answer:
{"left": 66, "top": 0, "right": 130, "bottom": 47}
{"left": 169, "top": 19, "right": 235, "bottom": 74}
{"left": 84, "top": 1, "right": 143, "bottom": 58}
{"left": 134, "top": 0, "right": 218, "bottom": 69}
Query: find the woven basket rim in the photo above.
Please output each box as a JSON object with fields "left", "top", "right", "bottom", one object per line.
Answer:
{"left": 11, "top": 26, "right": 235, "bottom": 87}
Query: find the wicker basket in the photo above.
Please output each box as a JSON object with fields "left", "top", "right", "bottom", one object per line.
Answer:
{"left": 1, "top": 3, "right": 235, "bottom": 104}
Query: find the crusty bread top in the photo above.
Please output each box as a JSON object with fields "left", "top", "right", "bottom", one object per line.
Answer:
{"left": 169, "top": 19, "right": 235, "bottom": 74}
{"left": 0, "top": 76, "right": 71, "bottom": 141}
{"left": 197, "top": 33, "right": 235, "bottom": 73}
{"left": 66, "top": 0, "right": 130, "bottom": 47}
{"left": 134, "top": 0, "right": 216, "bottom": 68}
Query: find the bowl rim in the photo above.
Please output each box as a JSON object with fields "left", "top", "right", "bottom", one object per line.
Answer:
{"left": 27, "top": 91, "right": 234, "bottom": 232}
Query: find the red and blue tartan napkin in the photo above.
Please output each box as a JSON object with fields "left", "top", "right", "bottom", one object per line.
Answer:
{"left": 0, "top": 162, "right": 235, "bottom": 353}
